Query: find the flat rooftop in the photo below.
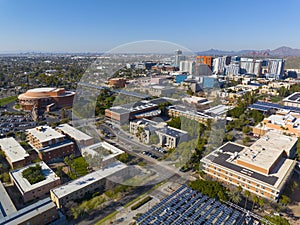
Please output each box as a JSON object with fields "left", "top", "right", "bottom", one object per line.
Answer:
{"left": 10, "top": 161, "right": 60, "bottom": 194}
{"left": 51, "top": 161, "right": 127, "bottom": 199}
{"left": 0, "top": 197, "right": 56, "bottom": 225}
{"left": 26, "top": 126, "right": 65, "bottom": 143}
{"left": 237, "top": 131, "right": 297, "bottom": 173}
{"left": 157, "top": 126, "right": 187, "bottom": 138}
{"left": 82, "top": 141, "right": 124, "bottom": 160}
{"left": 168, "top": 105, "right": 213, "bottom": 119}
{"left": 283, "top": 92, "right": 300, "bottom": 102}
{"left": 201, "top": 139, "right": 296, "bottom": 189}
{"left": 0, "top": 182, "right": 17, "bottom": 219}
{"left": 56, "top": 123, "right": 94, "bottom": 142}
{"left": 0, "top": 137, "right": 29, "bottom": 163}
{"left": 204, "top": 104, "right": 232, "bottom": 116}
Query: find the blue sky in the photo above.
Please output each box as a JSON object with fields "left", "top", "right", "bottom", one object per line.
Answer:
{"left": 0, "top": 0, "right": 299, "bottom": 52}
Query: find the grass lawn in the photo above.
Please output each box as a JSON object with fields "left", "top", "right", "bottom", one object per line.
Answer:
{"left": 0, "top": 96, "right": 17, "bottom": 106}
{"left": 269, "top": 96, "right": 284, "bottom": 103}
{"left": 68, "top": 157, "right": 88, "bottom": 179}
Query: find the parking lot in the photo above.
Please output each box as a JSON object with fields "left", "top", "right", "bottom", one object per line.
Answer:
{"left": 0, "top": 113, "right": 36, "bottom": 136}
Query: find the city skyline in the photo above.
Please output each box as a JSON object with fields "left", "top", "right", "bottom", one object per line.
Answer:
{"left": 0, "top": 0, "right": 300, "bottom": 53}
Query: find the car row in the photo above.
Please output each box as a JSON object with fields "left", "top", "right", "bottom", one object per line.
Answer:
{"left": 142, "top": 151, "right": 159, "bottom": 159}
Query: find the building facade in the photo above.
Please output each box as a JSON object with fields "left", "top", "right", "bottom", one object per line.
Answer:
{"left": 26, "top": 126, "right": 75, "bottom": 162}
{"left": 0, "top": 137, "right": 30, "bottom": 169}
{"left": 18, "top": 87, "right": 75, "bottom": 111}
{"left": 50, "top": 161, "right": 127, "bottom": 208}
{"left": 10, "top": 162, "right": 61, "bottom": 202}
{"left": 201, "top": 132, "right": 297, "bottom": 201}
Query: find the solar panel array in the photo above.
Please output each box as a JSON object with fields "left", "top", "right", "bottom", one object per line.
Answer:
{"left": 136, "top": 185, "right": 247, "bottom": 225}
{"left": 249, "top": 101, "right": 300, "bottom": 114}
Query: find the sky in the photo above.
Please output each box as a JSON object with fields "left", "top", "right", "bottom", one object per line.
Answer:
{"left": 0, "top": 0, "right": 300, "bottom": 53}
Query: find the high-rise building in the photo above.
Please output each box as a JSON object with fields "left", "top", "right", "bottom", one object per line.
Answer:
{"left": 226, "top": 61, "right": 240, "bottom": 76}
{"left": 240, "top": 58, "right": 262, "bottom": 76}
{"left": 213, "top": 56, "right": 231, "bottom": 75}
{"left": 268, "top": 59, "right": 285, "bottom": 75}
{"left": 175, "top": 49, "right": 185, "bottom": 67}
{"left": 196, "top": 56, "right": 213, "bottom": 69}
{"left": 179, "top": 60, "right": 195, "bottom": 74}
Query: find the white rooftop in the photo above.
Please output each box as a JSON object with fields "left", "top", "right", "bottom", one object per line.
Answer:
{"left": 204, "top": 104, "right": 232, "bottom": 116}
{"left": 51, "top": 161, "right": 127, "bottom": 199}
{"left": 26, "top": 126, "right": 65, "bottom": 143}
{"left": 27, "top": 87, "right": 56, "bottom": 93}
{"left": 0, "top": 198, "right": 55, "bottom": 225}
{"left": 56, "top": 123, "right": 93, "bottom": 142}
{"left": 0, "top": 182, "right": 17, "bottom": 218}
{"left": 81, "top": 141, "right": 124, "bottom": 160}
{"left": 0, "top": 137, "right": 29, "bottom": 163}
{"left": 237, "top": 131, "right": 297, "bottom": 173}
{"left": 10, "top": 161, "right": 60, "bottom": 194}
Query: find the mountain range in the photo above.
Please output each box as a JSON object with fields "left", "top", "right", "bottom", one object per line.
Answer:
{"left": 196, "top": 46, "right": 300, "bottom": 57}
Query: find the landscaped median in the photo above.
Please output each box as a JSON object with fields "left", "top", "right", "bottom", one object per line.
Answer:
{"left": 0, "top": 95, "right": 17, "bottom": 106}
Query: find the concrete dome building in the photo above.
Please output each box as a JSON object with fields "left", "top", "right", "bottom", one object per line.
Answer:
{"left": 18, "top": 87, "right": 75, "bottom": 111}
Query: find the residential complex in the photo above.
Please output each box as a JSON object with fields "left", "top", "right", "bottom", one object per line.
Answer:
{"left": 201, "top": 131, "right": 297, "bottom": 201}
{"left": 26, "top": 125, "right": 75, "bottom": 162}
{"left": 50, "top": 161, "right": 127, "bottom": 208}
{"left": 56, "top": 123, "right": 94, "bottom": 147}
{"left": 0, "top": 137, "right": 30, "bottom": 169}
{"left": 10, "top": 161, "right": 61, "bottom": 202}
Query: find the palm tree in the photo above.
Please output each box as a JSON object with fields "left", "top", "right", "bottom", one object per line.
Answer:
{"left": 228, "top": 190, "right": 241, "bottom": 205}
{"left": 244, "top": 190, "right": 251, "bottom": 209}
{"left": 252, "top": 195, "right": 259, "bottom": 210}
{"left": 258, "top": 197, "right": 264, "bottom": 210}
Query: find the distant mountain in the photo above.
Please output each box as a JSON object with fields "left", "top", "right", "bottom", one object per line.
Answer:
{"left": 196, "top": 46, "right": 300, "bottom": 57}
{"left": 270, "top": 46, "right": 300, "bottom": 56}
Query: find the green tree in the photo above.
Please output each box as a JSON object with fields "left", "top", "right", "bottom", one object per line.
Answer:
{"left": 228, "top": 189, "right": 241, "bottom": 205}
{"left": 258, "top": 197, "right": 264, "bottom": 210}
{"left": 116, "top": 153, "right": 130, "bottom": 163}
{"left": 167, "top": 117, "right": 181, "bottom": 129}
{"left": 244, "top": 190, "right": 251, "bottom": 209}
{"left": 251, "top": 195, "right": 259, "bottom": 210}
{"left": 279, "top": 195, "right": 290, "bottom": 206}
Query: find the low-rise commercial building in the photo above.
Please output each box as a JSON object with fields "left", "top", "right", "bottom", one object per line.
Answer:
{"left": 50, "top": 161, "right": 127, "bottom": 208}
{"left": 167, "top": 105, "right": 212, "bottom": 125}
{"left": 201, "top": 132, "right": 297, "bottom": 201}
{"left": 0, "top": 137, "right": 30, "bottom": 169}
{"left": 283, "top": 92, "right": 300, "bottom": 108}
{"left": 0, "top": 197, "right": 59, "bottom": 225}
{"left": 10, "top": 162, "right": 61, "bottom": 202}
{"left": 109, "top": 78, "right": 126, "bottom": 88}
{"left": 130, "top": 119, "right": 188, "bottom": 148}
{"left": 56, "top": 123, "right": 94, "bottom": 147}
{"left": 0, "top": 182, "right": 17, "bottom": 219}
{"left": 147, "top": 85, "right": 175, "bottom": 97}
{"left": 105, "top": 100, "right": 160, "bottom": 124}
{"left": 253, "top": 111, "right": 300, "bottom": 137}
{"left": 26, "top": 126, "right": 75, "bottom": 162}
